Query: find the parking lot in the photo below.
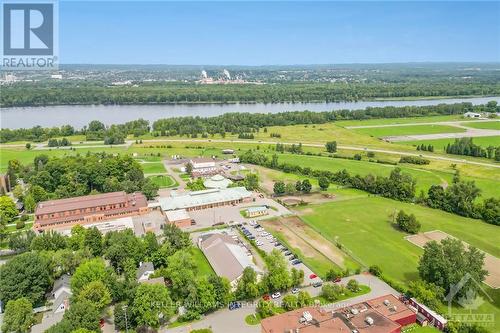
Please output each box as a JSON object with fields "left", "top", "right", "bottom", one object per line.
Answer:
{"left": 238, "top": 221, "right": 322, "bottom": 287}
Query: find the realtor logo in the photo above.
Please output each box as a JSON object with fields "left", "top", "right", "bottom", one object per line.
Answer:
{"left": 1, "top": 0, "right": 58, "bottom": 70}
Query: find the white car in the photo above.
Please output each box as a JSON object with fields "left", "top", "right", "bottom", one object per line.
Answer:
{"left": 291, "top": 288, "right": 299, "bottom": 294}
{"left": 271, "top": 292, "right": 281, "bottom": 299}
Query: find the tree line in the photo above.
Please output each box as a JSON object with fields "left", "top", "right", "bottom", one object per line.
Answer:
{"left": 2, "top": 81, "right": 500, "bottom": 107}
{"left": 445, "top": 137, "right": 500, "bottom": 161}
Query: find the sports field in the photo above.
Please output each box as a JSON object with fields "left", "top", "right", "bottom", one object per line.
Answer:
{"left": 353, "top": 124, "right": 465, "bottom": 138}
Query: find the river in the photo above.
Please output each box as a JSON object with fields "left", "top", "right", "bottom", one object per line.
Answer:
{"left": 1, "top": 96, "right": 499, "bottom": 129}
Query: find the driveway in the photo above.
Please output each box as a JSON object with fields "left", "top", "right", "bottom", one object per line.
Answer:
{"left": 163, "top": 274, "right": 399, "bottom": 333}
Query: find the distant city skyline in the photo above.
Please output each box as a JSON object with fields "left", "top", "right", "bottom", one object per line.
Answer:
{"left": 60, "top": 1, "right": 500, "bottom": 65}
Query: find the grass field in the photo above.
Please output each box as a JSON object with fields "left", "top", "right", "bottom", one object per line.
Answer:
{"left": 190, "top": 247, "right": 215, "bottom": 277}
{"left": 147, "top": 175, "right": 178, "bottom": 188}
{"left": 140, "top": 162, "right": 166, "bottom": 174}
{"left": 296, "top": 195, "right": 500, "bottom": 326}
{"left": 353, "top": 124, "right": 465, "bottom": 138}
{"left": 399, "top": 136, "right": 500, "bottom": 149}
{"left": 461, "top": 121, "right": 500, "bottom": 130}
{"left": 335, "top": 115, "right": 466, "bottom": 127}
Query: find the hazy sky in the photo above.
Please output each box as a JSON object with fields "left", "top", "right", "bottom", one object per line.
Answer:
{"left": 59, "top": 1, "right": 500, "bottom": 65}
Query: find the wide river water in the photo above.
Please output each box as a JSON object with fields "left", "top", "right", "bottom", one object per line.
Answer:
{"left": 1, "top": 96, "right": 499, "bottom": 129}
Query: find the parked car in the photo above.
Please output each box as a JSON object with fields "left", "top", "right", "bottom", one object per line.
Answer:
{"left": 262, "top": 294, "right": 271, "bottom": 301}
{"left": 309, "top": 274, "right": 317, "bottom": 279}
{"left": 281, "top": 247, "right": 288, "bottom": 252}
{"left": 275, "top": 242, "right": 282, "bottom": 247}
{"left": 334, "top": 277, "right": 342, "bottom": 283}
{"left": 284, "top": 251, "right": 292, "bottom": 256}
{"left": 291, "top": 259, "right": 302, "bottom": 265}
{"left": 291, "top": 288, "right": 299, "bottom": 294}
{"left": 312, "top": 282, "right": 323, "bottom": 288}
{"left": 271, "top": 292, "right": 281, "bottom": 299}
{"left": 229, "top": 301, "right": 242, "bottom": 310}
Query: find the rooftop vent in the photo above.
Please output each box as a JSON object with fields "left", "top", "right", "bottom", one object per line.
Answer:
{"left": 383, "top": 299, "right": 390, "bottom": 306}
{"left": 303, "top": 311, "right": 313, "bottom": 322}
{"left": 365, "top": 316, "right": 374, "bottom": 326}
{"left": 350, "top": 308, "right": 359, "bottom": 315}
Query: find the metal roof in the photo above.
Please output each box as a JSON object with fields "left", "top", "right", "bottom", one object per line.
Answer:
{"left": 158, "top": 187, "right": 251, "bottom": 211}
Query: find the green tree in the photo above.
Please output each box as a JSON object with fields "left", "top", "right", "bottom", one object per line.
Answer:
{"left": 273, "top": 181, "right": 286, "bottom": 196}
{"left": 1, "top": 297, "right": 34, "bottom": 333}
{"left": 141, "top": 178, "right": 159, "bottom": 200}
{"left": 318, "top": 177, "right": 330, "bottom": 191}
{"left": 346, "top": 279, "right": 360, "bottom": 292}
{"left": 132, "top": 283, "right": 174, "bottom": 328}
{"left": 0, "top": 196, "right": 18, "bottom": 225}
{"left": 256, "top": 300, "right": 278, "bottom": 319}
{"left": 164, "top": 249, "right": 197, "bottom": 300}
{"left": 244, "top": 173, "right": 259, "bottom": 191}
{"left": 84, "top": 227, "right": 103, "bottom": 256}
{"left": 407, "top": 280, "right": 444, "bottom": 311}
{"left": 290, "top": 268, "right": 304, "bottom": 287}
{"left": 71, "top": 258, "right": 110, "bottom": 296}
{"left": 301, "top": 179, "right": 312, "bottom": 193}
{"left": 0, "top": 252, "right": 50, "bottom": 304}
{"left": 297, "top": 291, "right": 313, "bottom": 307}
{"left": 395, "top": 210, "right": 421, "bottom": 234}
{"left": 418, "top": 238, "right": 487, "bottom": 299}
{"left": 264, "top": 249, "right": 292, "bottom": 291}
{"left": 62, "top": 300, "right": 101, "bottom": 331}
{"left": 325, "top": 141, "right": 337, "bottom": 153}
{"left": 23, "top": 194, "right": 36, "bottom": 213}
{"left": 235, "top": 267, "right": 260, "bottom": 300}
{"left": 104, "top": 230, "right": 145, "bottom": 273}
{"left": 282, "top": 294, "right": 299, "bottom": 311}
{"left": 76, "top": 280, "right": 112, "bottom": 312}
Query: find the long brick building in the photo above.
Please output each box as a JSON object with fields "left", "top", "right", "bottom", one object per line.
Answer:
{"left": 34, "top": 191, "right": 149, "bottom": 232}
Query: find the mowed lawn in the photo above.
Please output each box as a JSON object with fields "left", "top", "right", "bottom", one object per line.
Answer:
{"left": 461, "top": 121, "right": 500, "bottom": 130}
{"left": 298, "top": 196, "right": 500, "bottom": 284}
{"left": 147, "top": 175, "right": 178, "bottom": 188}
{"left": 335, "top": 115, "right": 464, "bottom": 127}
{"left": 190, "top": 247, "right": 215, "bottom": 277}
{"left": 352, "top": 124, "right": 465, "bottom": 138}
{"left": 140, "top": 162, "right": 166, "bottom": 174}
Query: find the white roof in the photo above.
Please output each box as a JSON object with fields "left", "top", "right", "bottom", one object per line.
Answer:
{"left": 203, "top": 174, "right": 232, "bottom": 189}
{"left": 159, "top": 187, "right": 251, "bottom": 211}
{"left": 165, "top": 209, "right": 190, "bottom": 222}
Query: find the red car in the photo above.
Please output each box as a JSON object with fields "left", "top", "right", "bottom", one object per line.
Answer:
{"left": 334, "top": 277, "right": 342, "bottom": 283}
{"left": 99, "top": 319, "right": 105, "bottom": 328}
{"left": 262, "top": 294, "right": 271, "bottom": 301}
{"left": 309, "top": 274, "right": 317, "bottom": 279}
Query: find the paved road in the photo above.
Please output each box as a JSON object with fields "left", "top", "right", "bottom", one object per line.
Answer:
{"left": 163, "top": 274, "right": 398, "bottom": 333}
{"left": 162, "top": 161, "right": 187, "bottom": 190}
{"left": 385, "top": 128, "right": 500, "bottom": 142}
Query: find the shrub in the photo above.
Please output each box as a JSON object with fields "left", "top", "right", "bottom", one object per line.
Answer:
{"left": 16, "top": 220, "right": 25, "bottom": 229}
{"left": 369, "top": 265, "right": 382, "bottom": 277}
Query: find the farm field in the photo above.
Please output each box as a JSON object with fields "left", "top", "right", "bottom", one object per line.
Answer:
{"left": 147, "top": 175, "right": 178, "bottom": 188}
{"left": 399, "top": 135, "right": 500, "bottom": 149}
{"left": 353, "top": 124, "right": 465, "bottom": 138}
{"left": 461, "top": 121, "right": 500, "bottom": 130}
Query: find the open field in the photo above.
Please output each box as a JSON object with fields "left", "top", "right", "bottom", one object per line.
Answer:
{"left": 406, "top": 230, "right": 500, "bottom": 289}
{"left": 353, "top": 124, "right": 465, "bottom": 138}
{"left": 335, "top": 115, "right": 466, "bottom": 127}
{"left": 296, "top": 195, "right": 500, "bottom": 326}
{"left": 147, "top": 175, "right": 178, "bottom": 188}
{"left": 461, "top": 121, "right": 500, "bottom": 130}
{"left": 399, "top": 135, "right": 500, "bottom": 149}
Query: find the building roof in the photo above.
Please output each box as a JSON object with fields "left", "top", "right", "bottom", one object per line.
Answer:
{"left": 36, "top": 191, "right": 131, "bottom": 215}
{"left": 136, "top": 262, "right": 154, "bottom": 279}
{"left": 246, "top": 206, "right": 267, "bottom": 213}
{"left": 190, "top": 157, "right": 215, "bottom": 164}
{"left": 158, "top": 187, "right": 251, "bottom": 211}
{"left": 200, "top": 233, "right": 256, "bottom": 282}
{"left": 367, "top": 294, "right": 415, "bottom": 324}
{"left": 51, "top": 274, "right": 71, "bottom": 294}
{"left": 165, "top": 209, "right": 190, "bottom": 222}
{"left": 140, "top": 277, "right": 166, "bottom": 285}
{"left": 261, "top": 294, "right": 413, "bottom": 333}
{"left": 203, "top": 174, "right": 232, "bottom": 189}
